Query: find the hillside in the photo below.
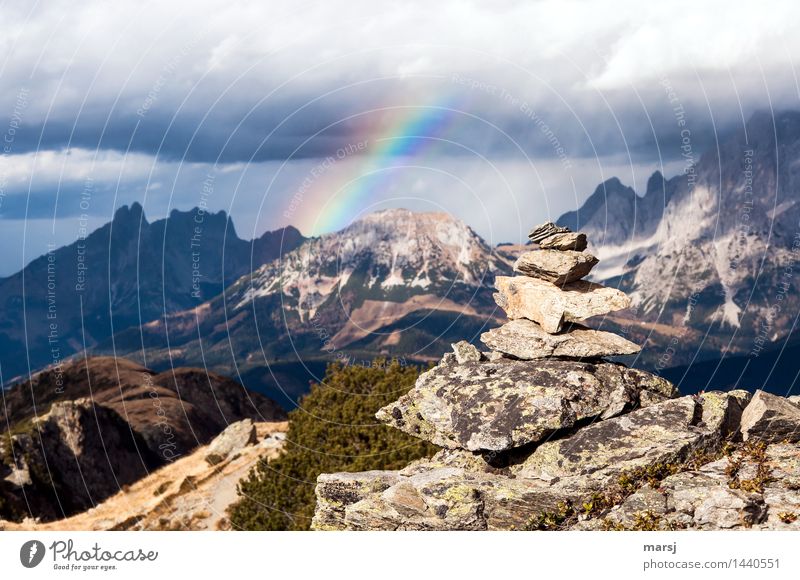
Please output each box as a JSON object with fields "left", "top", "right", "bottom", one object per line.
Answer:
{"left": 0, "top": 357, "right": 285, "bottom": 522}
{"left": 0, "top": 420, "right": 288, "bottom": 531}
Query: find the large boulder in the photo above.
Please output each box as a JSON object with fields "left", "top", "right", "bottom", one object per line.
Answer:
{"left": 315, "top": 394, "right": 743, "bottom": 531}
{"left": 204, "top": 419, "right": 257, "bottom": 465}
{"left": 512, "top": 394, "right": 738, "bottom": 481}
{"left": 493, "top": 276, "right": 631, "bottom": 333}
{"left": 480, "top": 318, "right": 640, "bottom": 360}
{"left": 376, "top": 352, "right": 677, "bottom": 452}
{"left": 514, "top": 250, "right": 598, "bottom": 285}
{"left": 740, "top": 390, "right": 800, "bottom": 443}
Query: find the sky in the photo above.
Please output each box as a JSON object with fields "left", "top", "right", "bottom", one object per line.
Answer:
{"left": 1, "top": 0, "right": 800, "bottom": 275}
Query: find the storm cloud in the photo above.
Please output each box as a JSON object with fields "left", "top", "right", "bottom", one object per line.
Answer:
{"left": 1, "top": 0, "right": 799, "bottom": 273}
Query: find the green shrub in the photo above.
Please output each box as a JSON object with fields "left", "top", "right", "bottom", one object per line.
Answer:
{"left": 229, "top": 360, "right": 435, "bottom": 530}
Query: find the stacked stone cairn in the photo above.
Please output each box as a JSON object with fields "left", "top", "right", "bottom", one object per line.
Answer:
{"left": 312, "top": 223, "right": 800, "bottom": 531}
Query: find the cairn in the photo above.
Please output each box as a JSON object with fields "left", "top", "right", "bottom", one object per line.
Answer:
{"left": 311, "top": 223, "right": 784, "bottom": 531}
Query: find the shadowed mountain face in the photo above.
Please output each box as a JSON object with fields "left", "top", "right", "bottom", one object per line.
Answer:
{"left": 0, "top": 203, "right": 304, "bottom": 382}
{"left": 0, "top": 356, "right": 285, "bottom": 522}
{"left": 103, "top": 209, "right": 512, "bottom": 407}
{"left": 558, "top": 110, "right": 800, "bottom": 384}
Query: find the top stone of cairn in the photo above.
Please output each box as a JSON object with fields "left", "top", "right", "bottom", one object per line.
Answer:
{"left": 528, "top": 222, "right": 588, "bottom": 251}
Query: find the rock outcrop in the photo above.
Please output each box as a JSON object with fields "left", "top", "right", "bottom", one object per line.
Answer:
{"left": 0, "top": 356, "right": 286, "bottom": 524}
{"left": 0, "top": 421, "right": 288, "bottom": 531}
{"left": 312, "top": 223, "right": 800, "bottom": 531}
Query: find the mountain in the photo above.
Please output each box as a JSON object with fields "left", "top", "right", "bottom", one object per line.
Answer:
{"left": 0, "top": 356, "right": 285, "bottom": 522}
{"left": 104, "top": 209, "right": 512, "bottom": 406}
{"left": 559, "top": 110, "right": 800, "bottom": 372}
{"left": 0, "top": 203, "right": 305, "bottom": 382}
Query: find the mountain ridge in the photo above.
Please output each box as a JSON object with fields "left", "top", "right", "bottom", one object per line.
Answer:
{"left": 0, "top": 204, "right": 305, "bottom": 383}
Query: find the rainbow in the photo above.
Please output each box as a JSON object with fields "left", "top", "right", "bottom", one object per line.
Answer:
{"left": 294, "top": 98, "right": 462, "bottom": 236}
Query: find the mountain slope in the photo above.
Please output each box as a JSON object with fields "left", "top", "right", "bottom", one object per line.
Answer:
{"left": 104, "top": 209, "right": 512, "bottom": 405}
{"left": 0, "top": 204, "right": 304, "bottom": 382}
{"left": 559, "top": 110, "right": 800, "bottom": 367}
{"left": 0, "top": 356, "right": 285, "bottom": 522}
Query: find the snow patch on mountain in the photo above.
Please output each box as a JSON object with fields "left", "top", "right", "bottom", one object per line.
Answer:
{"left": 231, "top": 208, "right": 510, "bottom": 319}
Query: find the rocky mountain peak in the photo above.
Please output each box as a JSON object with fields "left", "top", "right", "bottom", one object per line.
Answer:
{"left": 232, "top": 208, "right": 508, "bottom": 317}
{"left": 112, "top": 201, "right": 146, "bottom": 225}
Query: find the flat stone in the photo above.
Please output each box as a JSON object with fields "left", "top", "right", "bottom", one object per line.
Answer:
{"left": 375, "top": 354, "right": 677, "bottom": 452}
{"left": 528, "top": 222, "right": 570, "bottom": 243}
{"left": 480, "top": 318, "right": 640, "bottom": 360}
{"left": 741, "top": 390, "right": 800, "bottom": 443}
{"left": 514, "top": 250, "right": 598, "bottom": 285}
{"left": 539, "top": 232, "right": 588, "bottom": 252}
{"left": 493, "top": 276, "right": 632, "bottom": 333}
{"left": 512, "top": 394, "right": 737, "bottom": 481}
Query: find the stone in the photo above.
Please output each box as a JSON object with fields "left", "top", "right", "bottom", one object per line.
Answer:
{"left": 205, "top": 419, "right": 257, "bottom": 465}
{"left": 493, "top": 276, "right": 632, "bottom": 333}
{"left": 539, "top": 231, "right": 588, "bottom": 252}
{"left": 480, "top": 318, "right": 640, "bottom": 360}
{"left": 451, "top": 340, "right": 482, "bottom": 364}
{"left": 514, "top": 250, "right": 598, "bottom": 284}
{"left": 697, "top": 390, "right": 751, "bottom": 435}
{"left": 600, "top": 470, "right": 767, "bottom": 530}
{"left": 598, "top": 441, "right": 800, "bottom": 530}
{"left": 512, "top": 395, "right": 725, "bottom": 481}
{"left": 528, "top": 222, "right": 570, "bottom": 243}
{"left": 740, "top": 390, "right": 800, "bottom": 443}
{"left": 315, "top": 395, "right": 749, "bottom": 532}
{"left": 375, "top": 354, "right": 677, "bottom": 452}
{"left": 312, "top": 471, "right": 402, "bottom": 531}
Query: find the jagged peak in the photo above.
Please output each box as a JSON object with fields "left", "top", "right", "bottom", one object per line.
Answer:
{"left": 112, "top": 201, "right": 147, "bottom": 224}
{"left": 645, "top": 170, "right": 665, "bottom": 197}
